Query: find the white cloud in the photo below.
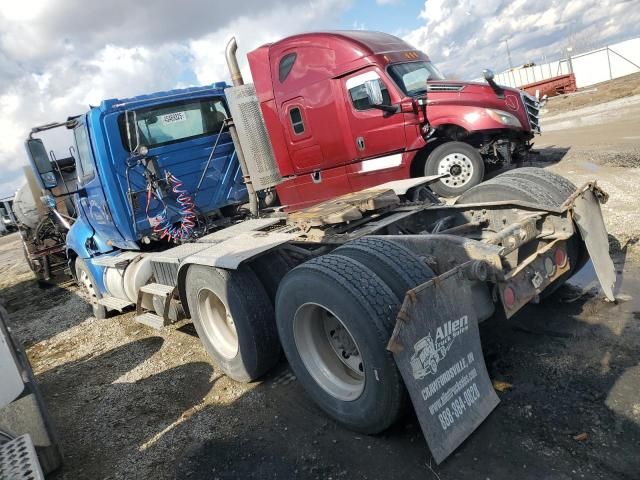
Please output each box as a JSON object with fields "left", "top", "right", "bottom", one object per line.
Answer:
{"left": 0, "top": 0, "right": 351, "bottom": 197}
{"left": 0, "top": 0, "right": 638, "bottom": 198}
{"left": 404, "top": 0, "right": 640, "bottom": 80}
{"left": 191, "top": 0, "right": 350, "bottom": 85}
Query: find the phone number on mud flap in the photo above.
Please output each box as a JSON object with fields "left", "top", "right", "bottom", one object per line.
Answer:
{"left": 438, "top": 383, "right": 481, "bottom": 431}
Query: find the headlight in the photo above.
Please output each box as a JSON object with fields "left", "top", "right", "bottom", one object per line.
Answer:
{"left": 485, "top": 108, "right": 522, "bottom": 128}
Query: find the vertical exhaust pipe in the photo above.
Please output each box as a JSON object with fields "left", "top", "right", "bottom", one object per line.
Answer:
{"left": 225, "top": 37, "right": 245, "bottom": 87}
{"left": 225, "top": 37, "right": 258, "bottom": 216}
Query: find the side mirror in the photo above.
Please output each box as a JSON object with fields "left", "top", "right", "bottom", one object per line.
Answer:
{"left": 482, "top": 68, "right": 504, "bottom": 98}
{"left": 364, "top": 79, "right": 384, "bottom": 106}
{"left": 25, "top": 138, "right": 57, "bottom": 188}
{"left": 40, "top": 194, "right": 56, "bottom": 209}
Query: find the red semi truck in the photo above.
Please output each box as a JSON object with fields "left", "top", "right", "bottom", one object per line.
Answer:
{"left": 246, "top": 30, "right": 540, "bottom": 205}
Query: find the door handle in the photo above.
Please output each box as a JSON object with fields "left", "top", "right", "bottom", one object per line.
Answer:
{"left": 356, "top": 136, "right": 365, "bottom": 151}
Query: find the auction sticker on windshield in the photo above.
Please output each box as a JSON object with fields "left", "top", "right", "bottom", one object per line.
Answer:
{"left": 162, "top": 111, "right": 187, "bottom": 124}
{"left": 387, "top": 264, "right": 500, "bottom": 464}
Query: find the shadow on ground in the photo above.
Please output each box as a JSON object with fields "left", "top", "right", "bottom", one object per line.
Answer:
{"left": 0, "top": 274, "right": 94, "bottom": 348}
{"left": 35, "top": 264, "right": 638, "bottom": 480}
{"left": 3, "top": 234, "right": 637, "bottom": 479}
{"left": 531, "top": 146, "right": 571, "bottom": 164}
{"left": 163, "top": 278, "right": 640, "bottom": 480}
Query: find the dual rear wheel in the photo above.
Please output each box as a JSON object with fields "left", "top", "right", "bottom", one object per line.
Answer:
{"left": 275, "top": 239, "right": 433, "bottom": 433}
{"left": 185, "top": 168, "right": 578, "bottom": 433}
{"left": 184, "top": 239, "right": 433, "bottom": 434}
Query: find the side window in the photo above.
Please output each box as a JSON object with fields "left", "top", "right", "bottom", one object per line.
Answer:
{"left": 346, "top": 71, "right": 391, "bottom": 111}
{"left": 289, "top": 107, "right": 305, "bottom": 135}
{"left": 74, "top": 125, "right": 95, "bottom": 183}
{"left": 118, "top": 97, "right": 229, "bottom": 152}
{"left": 279, "top": 53, "right": 297, "bottom": 82}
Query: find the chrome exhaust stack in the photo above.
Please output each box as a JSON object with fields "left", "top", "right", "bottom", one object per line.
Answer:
{"left": 225, "top": 37, "right": 257, "bottom": 215}
{"left": 225, "top": 37, "right": 245, "bottom": 87}
{"left": 224, "top": 37, "right": 282, "bottom": 216}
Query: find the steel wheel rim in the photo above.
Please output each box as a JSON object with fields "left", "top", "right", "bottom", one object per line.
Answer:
{"left": 197, "top": 288, "right": 238, "bottom": 359}
{"left": 79, "top": 270, "right": 97, "bottom": 300}
{"left": 438, "top": 153, "right": 474, "bottom": 189}
{"left": 293, "top": 303, "right": 365, "bottom": 401}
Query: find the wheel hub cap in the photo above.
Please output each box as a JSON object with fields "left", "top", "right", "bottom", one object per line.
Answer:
{"left": 324, "top": 316, "right": 363, "bottom": 375}
{"left": 293, "top": 303, "right": 365, "bottom": 401}
{"left": 80, "top": 270, "right": 96, "bottom": 299}
{"left": 198, "top": 289, "right": 239, "bottom": 359}
{"left": 438, "top": 152, "right": 474, "bottom": 189}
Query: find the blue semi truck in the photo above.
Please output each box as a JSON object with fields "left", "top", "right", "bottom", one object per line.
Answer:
{"left": 22, "top": 38, "right": 617, "bottom": 463}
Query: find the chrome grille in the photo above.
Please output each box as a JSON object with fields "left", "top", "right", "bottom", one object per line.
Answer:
{"left": 520, "top": 92, "right": 541, "bottom": 133}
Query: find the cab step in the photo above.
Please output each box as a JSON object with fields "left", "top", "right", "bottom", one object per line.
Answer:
{"left": 140, "top": 283, "right": 175, "bottom": 296}
{"left": 0, "top": 434, "right": 45, "bottom": 480}
{"left": 97, "top": 296, "right": 133, "bottom": 311}
{"left": 135, "top": 312, "right": 166, "bottom": 330}
{"left": 135, "top": 283, "right": 178, "bottom": 331}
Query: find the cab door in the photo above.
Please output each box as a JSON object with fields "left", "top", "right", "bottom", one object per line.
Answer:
{"left": 342, "top": 69, "right": 406, "bottom": 160}
{"left": 73, "top": 119, "right": 126, "bottom": 247}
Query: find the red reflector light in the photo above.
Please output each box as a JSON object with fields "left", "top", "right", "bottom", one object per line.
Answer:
{"left": 503, "top": 286, "right": 516, "bottom": 308}
{"left": 554, "top": 247, "right": 567, "bottom": 268}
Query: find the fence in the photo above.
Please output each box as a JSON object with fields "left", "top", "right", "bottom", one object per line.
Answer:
{"left": 486, "top": 37, "right": 640, "bottom": 90}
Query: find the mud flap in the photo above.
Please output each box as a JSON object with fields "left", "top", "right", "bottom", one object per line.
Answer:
{"left": 572, "top": 188, "right": 616, "bottom": 300}
{"left": 387, "top": 264, "right": 499, "bottom": 464}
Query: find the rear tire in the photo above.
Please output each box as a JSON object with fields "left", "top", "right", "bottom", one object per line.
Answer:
{"left": 249, "top": 250, "right": 292, "bottom": 305}
{"left": 499, "top": 167, "right": 586, "bottom": 276}
{"left": 185, "top": 264, "right": 280, "bottom": 382}
{"left": 334, "top": 237, "right": 434, "bottom": 301}
{"left": 456, "top": 174, "right": 557, "bottom": 206}
{"left": 499, "top": 167, "right": 576, "bottom": 200}
{"left": 275, "top": 254, "right": 406, "bottom": 434}
{"left": 425, "top": 141, "right": 485, "bottom": 198}
{"left": 456, "top": 168, "right": 581, "bottom": 294}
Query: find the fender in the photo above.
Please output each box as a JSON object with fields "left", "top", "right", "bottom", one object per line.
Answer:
{"left": 66, "top": 216, "right": 113, "bottom": 259}
{"left": 428, "top": 105, "right": 523, "bottom": 133}
{"left": 66, "top": 217, "right": 111, "bottom": 295}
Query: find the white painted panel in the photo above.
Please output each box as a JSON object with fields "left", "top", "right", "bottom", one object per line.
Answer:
{"left": 478, "top": 37, "right": 639, "bottom": 90}
{"left": 0, "top": 329, "right": 24, "bottom": 407}
{"left": 609, "top": 38, "right": 640, "bottom": 79}
{"left": 572, "top": 49, "right": 611, "bottom": 88}
{"left": 361, "top": 154, "right": 403, "bottom": 172}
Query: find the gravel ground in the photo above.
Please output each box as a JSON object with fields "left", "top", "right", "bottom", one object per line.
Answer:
{"left": 533, "top": 91, "right": 640, "bottom": 261}
{"left": 1, "top": 90, "right": 640, "bottom": 479}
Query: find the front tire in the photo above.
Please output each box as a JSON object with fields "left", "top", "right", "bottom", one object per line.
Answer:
{"left": 425, "top": 141, "right": 485, "bottom": 197}
{"left": 185, "top": 264, "right": 280, "bottom": 382}
{"left": 275, "top": 254, "right": 406, "bottom": 434}
{"left": 75, "top": 258, "right": 107, "bottom": 320}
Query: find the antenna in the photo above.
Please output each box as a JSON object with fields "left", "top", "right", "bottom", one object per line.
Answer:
{"left": 505, "top": 39, "right": 514, "bottom": 69}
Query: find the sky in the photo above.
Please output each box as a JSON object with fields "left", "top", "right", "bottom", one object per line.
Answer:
{"left": 1, "top": 0, "right": 639, "bottom": 198}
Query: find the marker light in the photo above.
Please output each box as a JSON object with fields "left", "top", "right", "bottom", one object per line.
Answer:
{"left": 554, "top": 247, "right": 568, "bottom": 268}
{"left": 503, "top": 285, "right": 516, "bottom": 308}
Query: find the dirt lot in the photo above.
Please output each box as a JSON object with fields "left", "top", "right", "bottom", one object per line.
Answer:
{"left": 2, "top": 85, "right": 640, "bottom": 479}
{"left": 544, "top": 71, "right": 640, "bottom": 116}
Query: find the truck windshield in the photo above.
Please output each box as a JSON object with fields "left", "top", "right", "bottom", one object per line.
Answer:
{"left": 388, "top": 61, "right": 446, "bottom": 96}
{"left": 118, "top": 97, "right": 228, "bottom": 151}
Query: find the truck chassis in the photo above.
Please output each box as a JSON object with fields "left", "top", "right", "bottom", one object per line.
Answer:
{"left": 84, "top": 173, "right": 614, "bottom": 463}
